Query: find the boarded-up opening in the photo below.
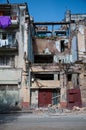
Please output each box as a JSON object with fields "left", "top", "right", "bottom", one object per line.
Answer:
{"left": 67, "top": 88, "right": 82, "bottom": 109}
{"left": 34, "top": 54, "right": 53, "bottom": 63}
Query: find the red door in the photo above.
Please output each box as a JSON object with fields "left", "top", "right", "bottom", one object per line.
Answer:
{"left": 67, "top": 88, "right": 82, "bottom": 109}
{"left": 38, "top": 89, "right": 52, "bottom": 107}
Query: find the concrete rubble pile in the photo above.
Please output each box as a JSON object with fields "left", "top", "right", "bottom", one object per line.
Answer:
{"left": 72, "top": 106, "right": 86, "bottom": 112}
{"left": 48, "top": 104, "right": 63, "bottom": 113}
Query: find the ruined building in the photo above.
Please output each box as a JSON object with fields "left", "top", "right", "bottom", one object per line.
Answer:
{"left": 30, "top": 10, "right": 86, "bottom": 109}
{"left": 0, "top": 3, "right": 86, "bottom": 110}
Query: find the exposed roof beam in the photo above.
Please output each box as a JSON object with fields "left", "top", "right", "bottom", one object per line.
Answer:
{"left": 34, "top": 21, "right": 73, "bottom": 25}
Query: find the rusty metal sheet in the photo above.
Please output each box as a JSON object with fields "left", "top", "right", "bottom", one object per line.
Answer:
{"left": 67, "top": 88, "right": 82, "bottom": 109}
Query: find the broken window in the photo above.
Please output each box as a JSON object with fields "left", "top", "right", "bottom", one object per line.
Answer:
{"left": 34, "top": 54, "right": 53, "bottom": 63}
{"left": 0, "top": 33, "right": 16, "bottom": 47}
{"left": 58, "top": 73, "right": 60, "bottom": 80}
{"left": 0, "top": 55, "right": 15, "bottom": 67}
{"left": 77, "top": 74, "right": 79, "bottom": 85}
{"left": 67, "top": 74, "right": 72, "bottom": 81}
{"left": 34, "top": 74, "right": 54, "bottom": 80}
{"left": 55, "top": 31, "right": 66, "bottom": 36}
{"left": 60, "top": 40, "right": 65, "bottom": 52}
{"left": 2, "top": 33, "right": 7, "bottom": 40}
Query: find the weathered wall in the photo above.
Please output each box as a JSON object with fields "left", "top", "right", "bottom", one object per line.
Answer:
{"left": 31, "top": 65, "right": 59, "bottom": 72}
{"left": 33, "top": 38, "right": 55, "bottom": 54}
{"left": 80, "top": 72, "right": 86, "bottom": 106}
{"left": 33, "top": 38, "right": 69, "bottom": 55}
{"left": 30, "top": 90, "right": 38, "bottom": 108}
{"left": 0, "top": 68, "right": 22, "bottom": 84}
{"left": 78, "top": 25, "right": 85, "bottom": 59}
{"left": 31, "top": 80, "right": 60, "bottom": 88}
{"left": 71, "top": 36, "right": 78, "bottom": 62}
{"left": 60, "top": 72, "right": 67, "bottom": 108}
{"left": 0, "top": 88, "right": 19, "bottom": 108}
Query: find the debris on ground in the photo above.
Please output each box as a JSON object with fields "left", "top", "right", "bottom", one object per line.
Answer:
{"left": 48, "top": 104, "right": 63, "bottom": 113}
{"left": 72, "top": 106, "right": 86, "bottom": 112}
{"left": 33, "top": 107, "right": 48, "bottom": 115}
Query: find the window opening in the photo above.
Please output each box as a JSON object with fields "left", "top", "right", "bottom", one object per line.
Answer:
{"left": 34, "top": 55, "right": 53, "bottom": 63}
{"left": 61, "top": 40, "right": 65, "bottom": 52}
{"left": 34, "top": 74, "right": 54, "bottom": 80}
{"left": 67, "top": 74, "right": 72, "bottom": 81}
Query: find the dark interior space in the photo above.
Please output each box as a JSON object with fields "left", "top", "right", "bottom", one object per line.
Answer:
{"left": 61, "top": 40, "right": 65, "bottom": 52}
{"left": 34, "top": 74, "right": 54, "bottom": 80}
{"left": 34, "top": 54, "right": 53, "bottom": 63}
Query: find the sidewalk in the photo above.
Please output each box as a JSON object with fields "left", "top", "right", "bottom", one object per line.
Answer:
{"left": 0, "top": 109, "right": 33, "bottom": 114}
{"left": 32, "top": 107, "right": 86, "bottom": 117}
{"left": 0, "top": 106, "right": 86, "bottom": 116}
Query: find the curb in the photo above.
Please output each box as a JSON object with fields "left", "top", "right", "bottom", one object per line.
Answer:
{"left": 0, "top": 110, "right": 33, "bottom": 114}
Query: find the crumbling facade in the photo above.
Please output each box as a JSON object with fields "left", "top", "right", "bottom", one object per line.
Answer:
{"left": 29, "top": 11, "right": 86, "bottom": 109}
{"left": 0, "top": 3, "right": 86, "bottom": 110}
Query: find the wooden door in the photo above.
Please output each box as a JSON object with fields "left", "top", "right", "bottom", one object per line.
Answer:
{"left": 38, "top": 89, "right": 52, "bottom": 107}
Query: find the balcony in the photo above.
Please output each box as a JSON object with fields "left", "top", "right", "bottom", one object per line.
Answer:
{"left": 11, "top": 16, "right": 19, "bottom": 25}
{"left": 0, "top": 4, "right": 19, "bottom": 28}
{"left": 0, "top": 39, "right": 18, "bottom": 53}
{"left": 0, "top": 16, "right": 19, "bottom": 29}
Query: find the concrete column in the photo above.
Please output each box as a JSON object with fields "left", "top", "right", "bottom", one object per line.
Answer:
{"left": 60, "top": 72, "right": 67, "bottom": 108}
{"left": 20, "top": 22, "right": 30, "bottom": 109}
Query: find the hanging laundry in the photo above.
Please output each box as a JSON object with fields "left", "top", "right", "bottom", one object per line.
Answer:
{"left": 0, "top": 16, "right": 12, "bottom": 29}
{"left": 0, "top": 39, "right": 8, "bottom": 47}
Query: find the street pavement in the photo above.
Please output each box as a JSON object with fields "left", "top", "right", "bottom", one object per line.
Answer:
{"left": 0, "top": 112, "right": 86, "bottom": 130}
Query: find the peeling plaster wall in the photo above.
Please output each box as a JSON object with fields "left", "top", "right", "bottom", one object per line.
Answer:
{"left": 71, "top": 14, "right": 86, "bottom": 21}
{"left": 0, "top": 69, "right": 22, "bottom": 84}
{"left": 33, "top": 38, "right": 69, "bottom": 55}
{"left": 78, "top": 25, "right": 85, "bottom": 59}
{"left": 80, "top": 73, "right": 86, "bottom": 106}
{"left": 31, "top": 80, "right": 60, "bottom": 89}
{"left": 54, "top": 54, "right": 73, "bottom": 63}
{"left": 33, "top": 38, "right": 55, "bottom": 54}
{"left": 16, "top": 6, "right": 25, "bottom": 68}
{"left": 28, "top": 28, "right": 34, "bottom": 62}
{"left": 31, "top": 90, "right": 38, "bottom": 108}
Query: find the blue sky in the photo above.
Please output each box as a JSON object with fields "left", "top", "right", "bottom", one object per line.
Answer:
{"left": 0, "top": 0, "right": 86, "bottom": 22}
